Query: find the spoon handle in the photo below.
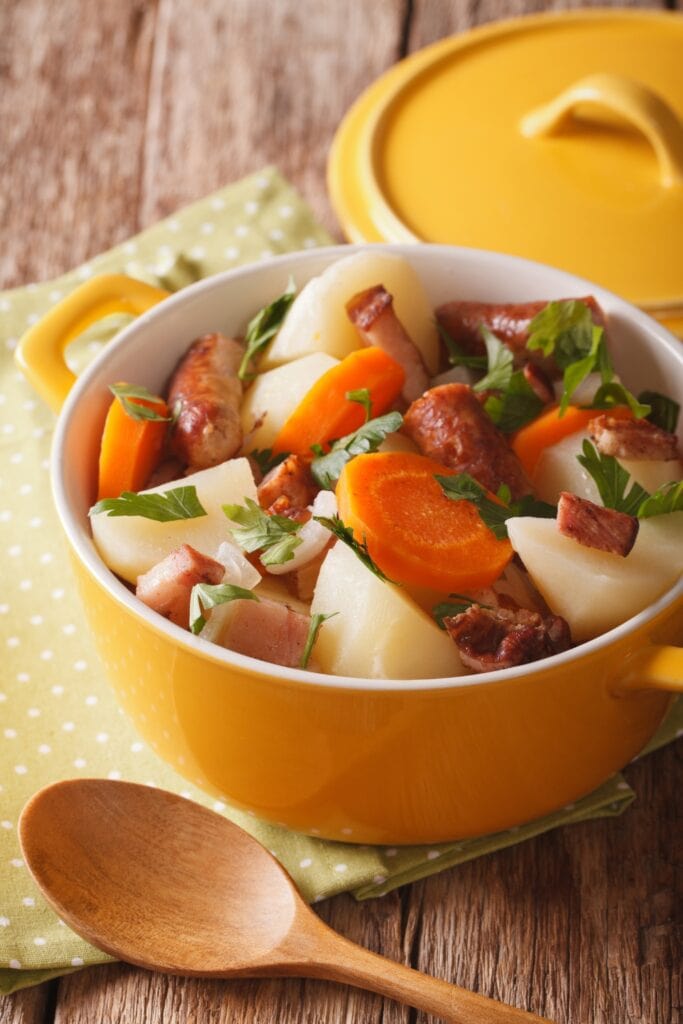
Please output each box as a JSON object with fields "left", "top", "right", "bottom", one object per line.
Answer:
{"left": 304, "top": 928, "right": 552, "bottom": 1024}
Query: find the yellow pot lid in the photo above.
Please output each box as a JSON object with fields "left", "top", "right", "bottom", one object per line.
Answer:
{"left": 328, "top": 9, "right": 683, "bottom": 311}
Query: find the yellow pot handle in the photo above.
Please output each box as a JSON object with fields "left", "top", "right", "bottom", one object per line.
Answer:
{"left": 520, "top": 72, "right": 683, "bottom": 189}
{"left": 613, "top": 644, "right": 683, "bottom": 697}
{"left": 15, "top": 274, "right": 170, "bottom": 413}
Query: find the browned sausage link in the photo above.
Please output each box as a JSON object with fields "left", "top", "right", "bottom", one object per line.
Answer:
{"left": 588, "top": 414, "right": 680, "bottom": 462}
{"left": 403, "top": 383, "right": 531, "bottom": 499}
{"left": 257, "top": 454, "right": 317, "bottom": 512}
{"left": 443, "top": 604, "right": 571, "bottom": 673}
{"left": 168, "top": 333, "right": 244, "bottom": 471}
{"left": 346, "top": 284, "right": 430, "bottom": 404}
{"left": 557, "top": 492, "right": 639, "bottom": 557}
{"left": 435, "top": 296, "right": 606, "bottom": 372}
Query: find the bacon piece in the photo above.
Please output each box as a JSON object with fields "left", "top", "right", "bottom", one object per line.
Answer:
{"left": 435, "top": 295, "right": 606, "bottom": 373}
{"left": 136, "top": 545, "right": 224, "bottom": 628}
{"left": 522, "top": 363, "right": 555, "bottom": 405}
{"left": 346, "top": 285, "right": 430, "bottom": 403}
{"left": 257, "top": 454, "right": 317, "bottom": 518}
{"left": 403, "top": 383, "right": 531, "bottom": 499}
{"left": 444, "top": 604, "right": 571, "bottom": 673}
{"left": 218, "top": 597, "right": 310, "bottom": 668}
{"left": 588, "top": 414, "right": 679, "bottom": 462}
{"left": 557, "top": 492, "right": 639, "bottom": 557}
{"left": 168, "top": 333, "right": 244, "bottom": 471}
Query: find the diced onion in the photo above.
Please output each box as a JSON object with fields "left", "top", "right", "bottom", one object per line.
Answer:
{"left": 265, "top": 490, "right": 337, "bottom": 576}
{"left": 215, "top": 541, "right": 262, "bottom": 590}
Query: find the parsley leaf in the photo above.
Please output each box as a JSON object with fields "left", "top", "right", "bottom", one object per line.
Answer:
{"left": 90, "top": 485, "right": 207, "bottom": 521}
{"left": 590, "top": 381, "right": 650, "bottom": 419}
{"left": 483, "top": 372, "right": 545, "bottom": 433}
{"left": 436, "top": 474, "right": 555, "bottom": 539}
{"left": 345, "top": 388, "right": 372, "bottom": 422}
{"left": 638, "top": 480, "right": 683, "bottom": 518}
{"left": 432, "top": 595, "right": 476, "bottom": 629}
{"left": 577, "top": 441, "right": 683, "bottom": 519}
{"left": 310, "top": 412, "right": 404, "bottom": 490}
{"left": 222, "top": 497, "right": 303, "bottom": 565}
{"left": 527, "top": 300, "right": 596, "bottom": 365}
{"left": 110, "top": 383, "right": 170, "bottom": 423}
{"left": 436, "top": 322, "right": 487, "bottom": 370}
{"left": 639, "top": 391, "right": 680, "bottom": 433}
{"left": 313, "top": 514, "right": 394, "bottom": 582}
{"left": 576, "top": 441, "right": 649, "bottom": 516}
{"left": 300, "top": 612, "right": 338, "bottom": 668}
{"left": 189, "top": 583, "right": 258, "bottom": 636}
{"left": 238, "top": 278, "right": 297, "bottom": 380}
{"left": 473, "top": 328, "right": 514, "bottom": 393}
{"left": 249, "top": 448, "right": 289, "bottom": 476}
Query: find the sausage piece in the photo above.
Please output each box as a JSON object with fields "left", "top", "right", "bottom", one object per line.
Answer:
{"left": 257, "top": 454, "right": 318, "bottom": 517}
{"left": 435, "top": 296, "right": 606, "bottom": 372}
{"left": 168, "top": 333, "right": 244, "bottom": 471}
{"left": 443, "top": 604, "right": 571, "bottom": 673}
{"left": 346, "top": 285, "right": 430, "bottom": 403}
{"left": 588, "top": 414, "right": 679, "bottom": 462}
{"left": 557, "top": 492, "right": 639, "bottom": 557}
{"left": 403, "top": 383, "right": 531, "bottom": 499}
{"left": 136, "top": 544, "right": 224, "bottom": 628}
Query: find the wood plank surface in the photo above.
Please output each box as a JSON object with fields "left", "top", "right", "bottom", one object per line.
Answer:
{"left": 1, "top": 0, "right": 681, "bottom": 1022}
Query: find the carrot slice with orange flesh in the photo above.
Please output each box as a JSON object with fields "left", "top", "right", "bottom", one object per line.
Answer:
{"left": 271, "top": 346, "right": 405, "bottom": 456}
{"left": 512, "top": 404, "right": 633, "bottom": 478}
{"left": 336, "top": 451, "right": 513, "bottom": 592}
{"left": 97, "top": 385, "right": 169, "bottom": 500}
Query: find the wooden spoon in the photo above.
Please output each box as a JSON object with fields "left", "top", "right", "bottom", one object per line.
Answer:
{"left": 19, "top": 780, "right": 551, "bottom": 1023}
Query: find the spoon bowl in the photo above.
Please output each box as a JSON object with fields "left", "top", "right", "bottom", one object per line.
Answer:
{"left": 20, "top": 780, "right": 552, "bottom": 1022}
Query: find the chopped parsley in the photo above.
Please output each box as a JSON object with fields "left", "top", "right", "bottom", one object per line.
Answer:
{"left": 472, "top": 329, "right": 545, "bottom": 433}
{"left": 249, "top": 448, "right": 289, "bottom": 476}
{"left": 436, "top": 473, "right": 556, "bottom": 540}
{"left": 436, "top": 322, "right": 487, "bottom": 370}
{"left": 300, "top": 612, "right": 338, "bottom": 668}
{"left": 577, "top": 440, "right": 683, "bottom": 518}
{"left": 190, "top": 583, "right": 258, "bottom": 635}
{"left": 345, "top": 388, "right": 372, "bottom": 422}
{"left": 310, "top": 412, "right": 403, "bottom": 490}
{"left": 313, "top": 514, "right": 393, "bottom": 582}
{"left": 109, "top": 383, "right": 170, "bottom": 423}
{"left": 639, "top": 391, "right": 680, "bottom": 433}
{"left": 238, "top": 277, "right": 297, "bottom": 380}
{"left": 222, "top": 497, "right": 303, "bottom": 565}
{"left": 432, "top": 595, "right": 476, "bottom": 629}
{"left": 90, "top": 485, "right": 207, "bottom": 522}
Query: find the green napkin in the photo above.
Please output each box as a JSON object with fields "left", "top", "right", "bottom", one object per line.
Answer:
{"left": 0, "top": 167, "right": 680, "bottom": 996}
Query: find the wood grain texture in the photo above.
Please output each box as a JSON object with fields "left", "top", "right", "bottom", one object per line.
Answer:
{"left": 0, "top": 985, "right": 52, "bottom": 1024}
{"left": 0, "top": 0, "right": 158, "bottom": 290}
{"left": 138, "top": 0, "right": 406, "bottom": 242}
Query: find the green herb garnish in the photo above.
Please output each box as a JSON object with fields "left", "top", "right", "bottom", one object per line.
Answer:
{"left": 436, "top": 322, "right": 487, "bottom": 370}
{"left": 639, "top": 391, "right": 680, "bottom": 433}
{"left": 223, "top": 497, "right": 303, "bottom": 565}
{"left": 109, "top": 383, "right": 170, "bottom": 423}
{"left": 313, "top": 514, "right": 393, "bottom": 582}
{"left": 238, "top": 277, "right": 296, "bottom": 380}
{"left": 436, "top": 474, "right": 556, "bottom": 539}
{"left": 432, "top": 595, "right": 476, "bottom": 630}
{"left": 577, "top": 440, "right": 683, "bottom": 518}
{"left": 471, "top": 330, "right": 545, "bottom": 433}
{"left": 345, "top": 388, "right": 372, "bottom": 422}
{"left": 249, "top": 448, "right": 289, "bottom": 476}
{"left": 300, "top": 612, "right": 338, "bottom": 668}
{"left": 90, "top": 485, "right": 207, "bottom": 521}
{"left": 590, "top": 381, "right": 650, "bottom": 419}
{"left": 473, "top": 327, "right": 514, "bottom": 393}
{"left": 310, "top": 412, "right": 403, "bottom": 490}
{"left": 190, "top": 583, "right": 258, "bottom": 635}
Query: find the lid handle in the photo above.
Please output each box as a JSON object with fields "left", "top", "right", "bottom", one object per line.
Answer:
{"left": 520, "top": 72, "right": 683, "bottom": 188}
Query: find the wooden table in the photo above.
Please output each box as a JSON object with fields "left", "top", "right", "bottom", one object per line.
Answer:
{"left": 1, "top": 2, "right": 680, "bottom": 1021}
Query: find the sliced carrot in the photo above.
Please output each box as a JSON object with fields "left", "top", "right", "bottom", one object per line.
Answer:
{"left": 511, "top": 404, "right": 633, "bottom": 478}
{"left": 97, "top": 384, "right": 169, "bottom": 500}
{"left": 271, "top": 346, "right": 405, "bottom": 456}
{"left": 336, "top": 451, "right": 513, "bottom": 592}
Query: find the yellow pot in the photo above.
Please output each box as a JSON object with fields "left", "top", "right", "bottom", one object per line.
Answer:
{"left": 16, "top": 246, "right": 683, "bottom": 845}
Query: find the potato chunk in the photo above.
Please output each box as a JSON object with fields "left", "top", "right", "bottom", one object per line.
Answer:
{"left": 534, "top": 430, "right": 682, "bottom": 505}
{"left": 240, "top": 353, "right": 338, "bottom": 451}
{"left": 311, "top": 541, "right": 464, "bottom": 679}
{"left": 507, "top": 513, "right": 683, "bottom": 642}
{"left": 91, "top": 458, "right": 257, "bottom": 584}
{"left": 263, "top": 251, "right": 439, "bottom": 373}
